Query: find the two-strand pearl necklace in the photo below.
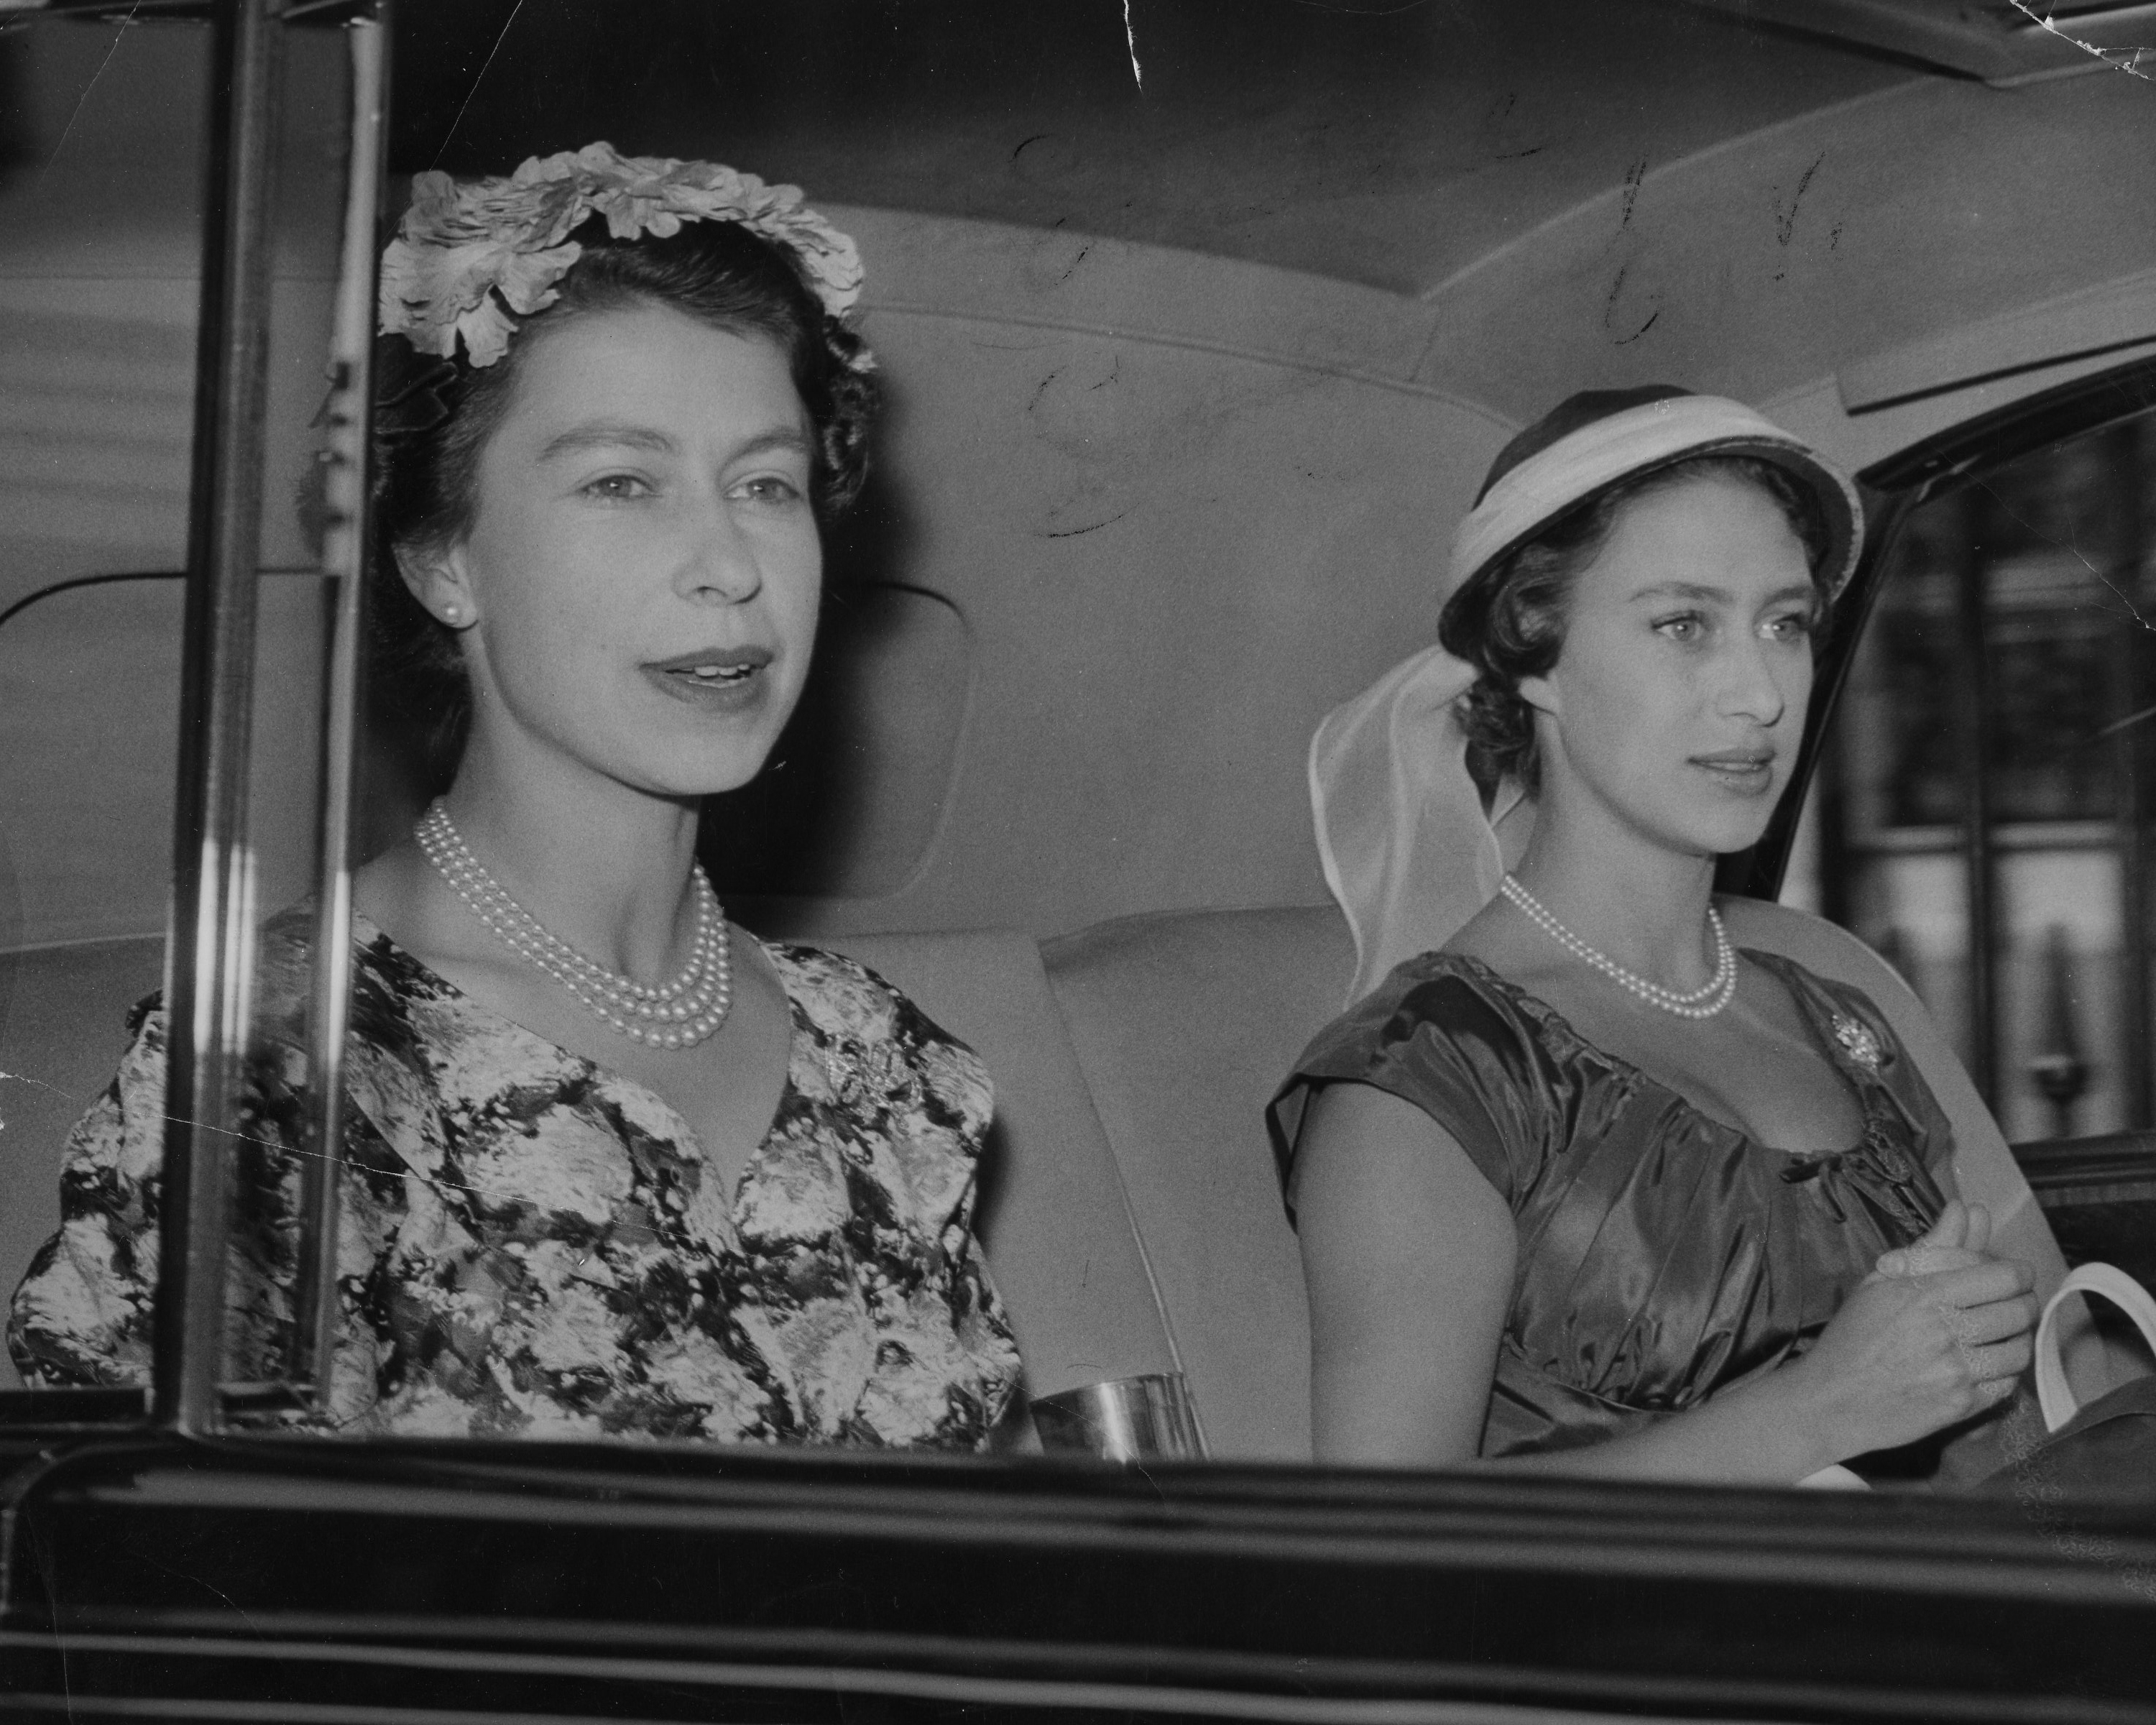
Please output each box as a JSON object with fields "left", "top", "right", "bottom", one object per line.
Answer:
{"left": 1498, "top": 873, "right": 1737, "bottom": 1019}
{"left": 415, "top": 801, "right": 734, "bottom": 1049}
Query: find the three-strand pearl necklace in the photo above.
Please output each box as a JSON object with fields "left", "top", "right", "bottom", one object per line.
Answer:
{"left": 415, "top": 801, "right": 734, "bottom": 1049}
{"left": 1498, "top": 873, "right": 1737, "bottom": 1019}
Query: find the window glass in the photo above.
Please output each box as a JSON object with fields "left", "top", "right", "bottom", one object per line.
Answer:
{"left": 0, "top": 5, "right": 2142, "bottom": 1512}
{"left": 1827, "top": 413, "right": 2156, "bottom": 1146}
{"left": 0, "top": 16, "right": 350, "bottom": 1401}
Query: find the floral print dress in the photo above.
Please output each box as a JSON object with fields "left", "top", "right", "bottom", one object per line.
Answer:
{"left": 6, "top": 911, "right": 1021, "bottom": 1447}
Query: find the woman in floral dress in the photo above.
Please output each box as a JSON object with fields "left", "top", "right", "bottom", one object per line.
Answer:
{"left": 8, "top": 145, "right": 1021, "bottom": 1446}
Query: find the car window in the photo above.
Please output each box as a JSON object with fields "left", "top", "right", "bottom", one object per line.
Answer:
{"left": 1825, "top": 412, "right": 2156, "bottom": 1145}
{"left": 0, "top": 17, "right": 216, "bottom": 1392}
{"left": 0, "top": 2, "right": 2147, "bottom": 1520}
{"left": 0, "top": 12, "right": 355, "bottom": 1408}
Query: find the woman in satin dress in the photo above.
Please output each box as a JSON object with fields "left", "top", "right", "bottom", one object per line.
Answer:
{"left": 1273, "top": 386, "right": 2046, "bottom": 1485}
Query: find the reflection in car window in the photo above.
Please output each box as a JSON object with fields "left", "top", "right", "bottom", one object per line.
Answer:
{"left": 1828, "top": 415, "right": 2156, "bottom": 1146}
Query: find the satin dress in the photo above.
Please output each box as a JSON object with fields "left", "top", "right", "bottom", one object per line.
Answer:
{"left": 1272, "top": 949, "right": 1950, "bottom": 1460}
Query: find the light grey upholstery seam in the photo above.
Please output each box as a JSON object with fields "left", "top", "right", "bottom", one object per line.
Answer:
{"left": 1034, "top": 947, "right": 1211, "bottom": 1457}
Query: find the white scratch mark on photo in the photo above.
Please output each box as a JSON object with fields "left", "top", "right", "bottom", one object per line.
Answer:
{"left": 2007, "top": 1, "right": 2152, "bottom": 80}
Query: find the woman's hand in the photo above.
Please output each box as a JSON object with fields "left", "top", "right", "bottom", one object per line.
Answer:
{"left": 1787, "top": 1201, "right": 2037, "bottom": 1462}
{"left": 1874, "top": 1196, "right": 1994, "bottom": 1279}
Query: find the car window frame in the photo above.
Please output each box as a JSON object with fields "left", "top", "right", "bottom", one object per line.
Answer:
{"left": 1728, "top": 354, "right": 2156, "bottom": 916}
{"left": 0, "top": 0, "right": 382, "bottom": 1437}
{"left": 0, "top": 10, "right": 2144, "bottom": 1591}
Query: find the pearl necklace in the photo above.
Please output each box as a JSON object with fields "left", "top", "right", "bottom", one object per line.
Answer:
{"left": 1498, "top": 874, "right": 1738, "bottom": 1019}
{"left": 415, "top": 801, "right": 733, "bottom": 1049}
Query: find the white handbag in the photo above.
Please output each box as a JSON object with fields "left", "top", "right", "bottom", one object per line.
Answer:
{"left": 2033, "top": 1261, "right": 2156, "bottom": 1432}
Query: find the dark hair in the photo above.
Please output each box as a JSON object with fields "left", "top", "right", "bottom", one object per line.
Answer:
{"left": 1437, "top": 454, "right": 1832, "bottom": 797}
{"left": 368, "top": 214, "right": 880, "bottom": 790}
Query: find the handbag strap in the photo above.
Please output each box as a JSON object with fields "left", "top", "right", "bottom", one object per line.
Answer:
{"left": 2035, "top": 1261, "right": 2156, "bottom": 1432}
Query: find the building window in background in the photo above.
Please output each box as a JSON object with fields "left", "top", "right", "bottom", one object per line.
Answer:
{"left": 1827, "top": 416, "right": 2155, "bottom": 1144}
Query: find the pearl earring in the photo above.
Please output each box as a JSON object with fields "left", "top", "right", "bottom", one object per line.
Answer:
{"left": 442, "top": 604, "right": 461, "bottom": 624}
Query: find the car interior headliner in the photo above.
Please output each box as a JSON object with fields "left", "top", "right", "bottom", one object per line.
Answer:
{"left": 9, "top": 1, "right": 2155, "bottom": 426}
{"left": 384, "top": 0, "right": 2156, "bottom": 418}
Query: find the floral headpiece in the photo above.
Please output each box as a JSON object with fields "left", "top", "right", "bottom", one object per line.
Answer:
{"left": 377, "top": 142, "right": 866, "bottom": 369}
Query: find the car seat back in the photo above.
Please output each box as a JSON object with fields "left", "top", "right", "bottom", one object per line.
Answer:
{"left": 1041, "top": 904, "right": 1354, "bottom": 1461}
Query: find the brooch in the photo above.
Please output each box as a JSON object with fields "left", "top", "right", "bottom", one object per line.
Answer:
{"left": 819, "top": 1039, "right": 910, "bottom": 1105}
{"left": 1831, "top": 1013, "right": 1883, "bottom": 1073}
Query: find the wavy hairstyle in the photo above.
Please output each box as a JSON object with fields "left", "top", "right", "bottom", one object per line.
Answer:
{"left": 1437, "top": 454, "right": 1832, "bottom": 797}
{"left": 369, "top": 215, "right": 880, "bottom": 791}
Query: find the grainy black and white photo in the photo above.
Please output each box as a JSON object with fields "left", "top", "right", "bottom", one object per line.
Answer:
{"left": 1, "top": 3, "right": 2154, "bottom": 1719}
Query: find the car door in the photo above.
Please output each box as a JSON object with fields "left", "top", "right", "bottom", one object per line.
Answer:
{"left": 1732, "top": 359, "right": 2156, "bottom": 1288}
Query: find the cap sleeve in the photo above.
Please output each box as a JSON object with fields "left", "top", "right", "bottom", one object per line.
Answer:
{"left": 1268, "top": 954, "right": 1570, "bottom": 1220}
